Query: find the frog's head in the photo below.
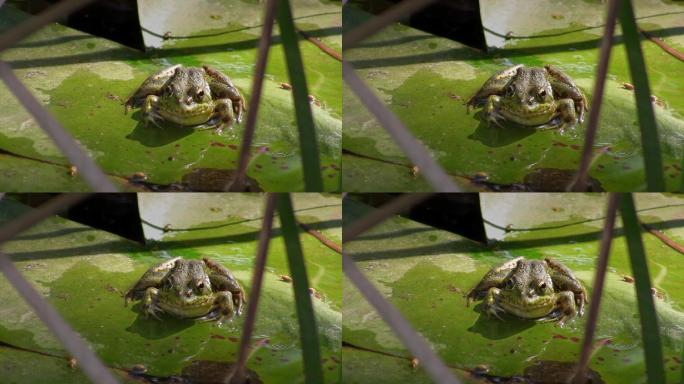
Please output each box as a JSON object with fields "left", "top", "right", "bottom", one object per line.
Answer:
{"left": 158, "top": 67, "right": 213, "bottom": 121}
{"left": 160, "top": 259, "right": 212, "bottom": 306}
{"left": 500, "top": 67, "right": 555, "bottom": 125}
{"left": 499, "top": 259, "right": 555, "bottom": 316}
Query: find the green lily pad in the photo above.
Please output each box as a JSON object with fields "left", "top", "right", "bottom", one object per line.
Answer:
{"left": 343, "top": 194, "right": 684, "bottom": 383}
{"left": 0, "top": 1, "right": 341, "bottom": 191}
{"left": 343, "top": 3, "right": 684, "bottom": 191}
{"left": 0, "top": 193, "right": 342, "bottom": 383}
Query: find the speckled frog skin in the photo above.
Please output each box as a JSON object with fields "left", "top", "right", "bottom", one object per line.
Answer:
{"left": 124, "top": 257, "right": 245, "bottom": 323}
{"left": 466, "top": 257, "right": 587, "bottom": 325}
{"left": 466, "top": 64, "right": 587, "bottom": 130}
{"left": 124, "top": 64, "right": 245, "bottom": 132}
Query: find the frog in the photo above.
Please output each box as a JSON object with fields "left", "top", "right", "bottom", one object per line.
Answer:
{"left": 466, "top": 257, "right": 587, "bottom": 325}
{"left": 465, "top": 64, "right": 587, "bottom": 131}
{"left": 124, "top": 64, "right": 245, "bottom": 133}
{"left": 124, "top": 257, "right": 246, "bottom": 323}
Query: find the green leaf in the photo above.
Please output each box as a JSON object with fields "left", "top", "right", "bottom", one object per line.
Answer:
{"left": 343, "top": 3, "right": 684, "bottom": 191}
{"left": 619, "top": 193, "right": 666, "bottom": 384}
{"left": 343, "top": 194, "right": 684, "bottom": 383}
{"left": 0, "top": 2, "right": 341, "bottom": 191}
{"left": 0, "top": 194, "right": 341, "bottom": 383}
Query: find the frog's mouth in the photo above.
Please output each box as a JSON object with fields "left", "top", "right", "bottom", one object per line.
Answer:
{"left": 499, "top": 100, "right": 557, "bottom": 126}
{"left": 499, "top": 296, "right": 556, "bottom": 319}
{"left": 158, "top": 102, "right": 215, "bottom": 125}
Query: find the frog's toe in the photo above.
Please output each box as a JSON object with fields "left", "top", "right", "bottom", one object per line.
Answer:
{"left": 143, "top": 111, "right": 163, "bottom": 128}
{"left": 143, "top": 303, "right": 162, "bottom": 320}
{"left": 486, "top": 112, "right": 505, "bottom": 128}
{"left": 201, "top": 291, "right": 236, "bottom": 323}
{"left": 484, "top": 303, "right": 504, "bottom": 320}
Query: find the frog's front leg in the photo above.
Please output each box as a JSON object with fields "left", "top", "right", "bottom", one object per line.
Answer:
{"left": 142, "top": 287, "right": 163, "bottom": 320}
{"left": 534, "top": 99, "right": 578, "bottom": 131}
{"left": 200, "top": 291, "right": 235, "bottom": 324}
{"left": 482, "top": 287, "right": 505, "bottom": 320}
{"left": 142, "top": 95, "right": 162, "bottom": 128}
{"left": 484, "top": 95, "right": 505, "bottom": 128}
{"left": 544, "top": 291, "right": 577, "bottom": 326}
{"left": 210, "top": 98, "right": 235, "bottom": 134}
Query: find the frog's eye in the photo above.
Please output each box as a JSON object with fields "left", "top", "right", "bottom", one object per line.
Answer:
{"left": 506, "top": 85, "right": 515, "bottom": 96}
{"left": 505, "top": 279, "right": 515, "bottom": 289}
{"left": 197, "top": 282, "right": 205, "bottom": 289}
{"left": 197, "top": 90, "right": 205, "bottom": 98}
{"left": 539, "top": 90, "right": 546, "bottom": 98}
{"left": 538, "top": 282, "right": 547, "bottom": 292}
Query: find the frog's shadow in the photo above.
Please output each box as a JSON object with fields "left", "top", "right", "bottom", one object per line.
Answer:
{"left": 466, "top": 302, "right": 537, "bottom": 340}
{"left": 126, "top": 110, "right": 195, "bottom": 147}
{"left": 125, "top": 302, "right": 196, "bottom": 339}
{"left": 467, "top": 111, "right": 539, "bottom": 148}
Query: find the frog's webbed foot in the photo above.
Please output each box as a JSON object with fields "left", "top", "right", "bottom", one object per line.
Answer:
{"left": 200, "top": 291, "right": 235, "bottom": 324}
{"left": 141, "top": 287, "right": 163, "bottom": 320}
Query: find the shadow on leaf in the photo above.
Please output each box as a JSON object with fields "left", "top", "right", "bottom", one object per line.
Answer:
{"left": 125, "top": 303, "right": 196, "bottom": 339}
{"left": 126, "top": 111, "right": 196, "bottom": 147}
{"left": 467, "top": 112, "right": 538, "bottom": 147}
{"left": 467, "top": 302, "right": 536, "bottom": 340}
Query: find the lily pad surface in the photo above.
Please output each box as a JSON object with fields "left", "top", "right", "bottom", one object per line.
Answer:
{"left": 342, "top": 194, "right": 684, "bottom": 383}
{"left": 343, "top": 2, "right": 684, "bottom": 191}
{"left": 0, "top": 193, "right": 342, "bottom": 383}
{"left": 0, "top": 0, "right": 341, "bottom": 191}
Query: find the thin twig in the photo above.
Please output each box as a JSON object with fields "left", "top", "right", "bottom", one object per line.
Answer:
{"left": 296, "top": 27, "right": 341, "bottom": 61}
{"left": 343, "top": 193, "right": 432, "bottom": 244}
{"left": 0, "top": 252, "right": 118, "bottom": 384}
{"left": 0, "top": 193, "right": 90, "bottom": 245}
{"left": 0, "top": 62, "right": 117, "bottom": 192}
{"left": 344, "top": 63, "right": 462, "bottom": 192}
{"left": 298, "top": 221, "right": 341, "bottom": 254}
{"left": 230, "top": 194, "right": 277, "bottom": 384}
{"left": 228, "top": 0, "right": 277, "bottom": 191}
{"left": 0, "top": 0, "right": 96, "bottom": 52}
{"left": 641, "top": 221, "right": 684, "bottom": 255}
{"left": 638, "top": 26, "right": 684, "bottom": 62}
{"left": 573, "top": 193, "right": 620, "bottom": 384}
{"left": 343, "top": 0, "right": 438, "bottom": 49}
{"left": 344, "top": 253, "right": 461, "bottom": 383}
{"left": 571, "top": 0, "right": 620, "bottom": 191}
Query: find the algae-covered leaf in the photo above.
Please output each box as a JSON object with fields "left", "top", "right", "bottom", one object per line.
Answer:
{"left": 343, "top": 2, "right": 684, "bottom": 191}
{"left": 343, "top": 194, "right": 684, "bottom": 383}
{"left": 0, "top": 0, "right": 341, "bottom": 191}
{"left": 0, "top": 194, "right": 341, "bottom": 383}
